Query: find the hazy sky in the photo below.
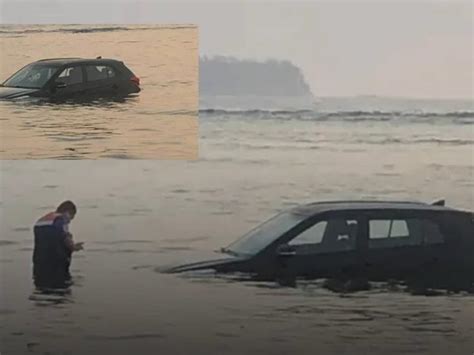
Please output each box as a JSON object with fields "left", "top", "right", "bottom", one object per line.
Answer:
{"left": 1, "top": 0, "right": 472, "bottom": 98}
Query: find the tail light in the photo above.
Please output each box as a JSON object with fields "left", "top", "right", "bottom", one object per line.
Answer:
{"left": 130, "top": 76, "right": 140, "bottom": 86}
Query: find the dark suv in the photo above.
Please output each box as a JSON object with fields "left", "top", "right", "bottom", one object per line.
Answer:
{"left": 165, "top": 199, "right": 474, "bottom": 290}
{"left": 0, "top": 57, "right": 141, "bottom": 100}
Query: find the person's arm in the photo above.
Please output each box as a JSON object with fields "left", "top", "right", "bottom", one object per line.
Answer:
{"left": 65, "top": 233, "right": 84, "bottom": 251}
{"left": 54, "top": 216, "right": 84, "bottom": 252}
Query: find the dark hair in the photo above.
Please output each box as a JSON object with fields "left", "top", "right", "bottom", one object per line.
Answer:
{"left": 56, "top": 200, "right": 77, "bottom": 214}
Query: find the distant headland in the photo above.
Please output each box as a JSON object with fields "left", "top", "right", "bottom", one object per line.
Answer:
{"left": 199, "top": 56, "right": 315, "bottom": 109}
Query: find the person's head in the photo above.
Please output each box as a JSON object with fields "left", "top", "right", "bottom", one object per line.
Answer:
{"left": 56, "top": 200, "right": 77, "bottom": 220}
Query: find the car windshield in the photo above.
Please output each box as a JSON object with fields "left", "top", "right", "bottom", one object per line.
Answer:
{"left": 225, "top": 211, "right": 306, "bottom": 256}
{"left": 3, "top": 64, "right": 58, "bottom": 89}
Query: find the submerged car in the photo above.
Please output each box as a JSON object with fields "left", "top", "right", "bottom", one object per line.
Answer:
{"left": 165, "top": 200, "right": 474, "bottom": 289}
{"left": 0, "top": 57, "right": 140, "bottom": 100}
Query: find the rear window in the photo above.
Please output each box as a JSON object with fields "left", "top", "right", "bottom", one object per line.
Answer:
{"left": 369, "top": 218, "right": 445, "bottom": 248}
{"left": 86, "top": 65, "right": 116, "bottom": 81}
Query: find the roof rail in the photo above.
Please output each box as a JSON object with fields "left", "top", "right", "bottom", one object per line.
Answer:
{"left": 307, "top": 200, "right": 426, "bottom": 206}
{"left": 431, "top": 199, "right": 446, "bottom": 206}
{"left": 36, "top": 57, "right": 82, "bottom": 62}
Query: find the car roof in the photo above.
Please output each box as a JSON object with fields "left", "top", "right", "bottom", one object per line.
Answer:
{"left": 32, "top": 57, "right": 122, "bottom": 66}
{"left": 291, "top": 200, "right": 462, "bottom": 216}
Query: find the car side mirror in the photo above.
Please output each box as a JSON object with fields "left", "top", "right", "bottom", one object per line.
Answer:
{"left": 55, "top": 82, "right": 67, "bottom": 89}
{"left": 276, "top": 243, "right": 296, "bottom": 257}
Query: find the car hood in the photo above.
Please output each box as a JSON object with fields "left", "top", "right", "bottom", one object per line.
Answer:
{"left": 160, "top": 250, "right": 247, "bottom": 274}
{"left": 0, "top": 86, "right": 39, "bottom": 99}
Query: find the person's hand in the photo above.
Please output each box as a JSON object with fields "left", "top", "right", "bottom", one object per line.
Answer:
{"left": 74, "top": 242, "right": 85, "bottom": 251}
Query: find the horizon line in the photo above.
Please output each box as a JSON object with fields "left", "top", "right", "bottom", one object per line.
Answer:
{"left": 312, "top": 95, "right": 474, "bottom": 102}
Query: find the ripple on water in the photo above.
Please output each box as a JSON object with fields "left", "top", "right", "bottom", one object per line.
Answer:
{"left": 83, "top": 204, "right": 99, "bottom": 209}
{"left": 11, "top": 227, "right": 31, "bottom": 232}
{"left": 131, "top": 265, "right": 155, "bottom": 270}
{"left": 171, "top": 189, "right": 190, "bottom": 194}
{"left": 0, "top": 309, "right": 17, "bottom": 315}
{"left": 86, "top": 333, "right": 165, "bottom": 340}
{"left": 105, "top": 249, "right": 145, "bottom": 254}
{"left": 215, "top": 332, "right": 239, "bottom": 338}
{"left": 93, "top": 240, "right": 154, "bottom": 245}
{"left": 158, "top": 246, "right": 195, "bottom": 251}
{"left": 100, "top": 154, "right": 136, "bottom": 159}
{"left": 162, "top": 235, "right": 210, "bottom": 243}
{"left": 211, "top": 210, "right": 234, "bottom": 215}
{"left": 0, "top": 240, "right": 19, "bottom": 246}
{"left": 132, "top": 208, "right": 153, "bottom": 213}
{"left": 103, "top": 212, "right": 144, "bottom": 218}
{"left": 29, "top": 288, "right": 73, "bottom": 307}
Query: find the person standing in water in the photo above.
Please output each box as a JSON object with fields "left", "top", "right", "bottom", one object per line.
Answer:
{"left": 33, "top": 201, "right": 84, "bottom": 288}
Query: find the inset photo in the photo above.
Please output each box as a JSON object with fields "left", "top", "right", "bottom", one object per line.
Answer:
{"left": 0, "top": 24, "right": 198, "bottom": 159}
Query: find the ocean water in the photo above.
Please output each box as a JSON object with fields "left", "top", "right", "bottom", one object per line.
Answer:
{"left": 1, "top": 96, "right": 473, "bottom": 354}
{"left": 0, "top": 25, "right": 198, "bottom": 159}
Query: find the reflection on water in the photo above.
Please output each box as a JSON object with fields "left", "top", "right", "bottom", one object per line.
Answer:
{"left": 29, "top": 286, "right": 73, "bottom": 307}
{"left": 0, "top": 25, "right": 198, "bottom": 159}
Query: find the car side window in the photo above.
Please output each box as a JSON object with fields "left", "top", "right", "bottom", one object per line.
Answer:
{"left": 289, "top": 218, "right": 358, "bottom": 254}
{"left": 369, "top": 218, "right": 444, "bottom": 248}
{"left": 391, "top": 220, "right": 410, "bottom": 237}
{"left": 289, "top": 221, "right": 327, "bottom": 245}
{"left": 369, "top": 219, "right": 409, "bottom": 239}
{"left": 56, "top": 66, "right": 84, "bottom": 85}
{"left": 369, "top": 220, "right": 391, "bottom": 239}
{"left": 86, "top": 65, "right": 116, "bottom": 81}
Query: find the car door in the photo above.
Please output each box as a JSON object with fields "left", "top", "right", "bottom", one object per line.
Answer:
{"left": 274, "top": 212, "right": 363, "bottom": 279}
{"left": 50, "top": 65, "right": 87, "bottom": 99}
{"left": 417, "top": 213, "right": 464, "bottom": 282}
{"left": 363, "top": 210, "right": 431, "bottom": 281}
{"left": 419, "top": 212, "right": 473, "bottom": 289}
{"left": 84, "top": 64, "right": 121, "bottom": 97}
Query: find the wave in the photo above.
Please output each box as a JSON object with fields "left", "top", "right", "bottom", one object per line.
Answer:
{"left": 222, "top": 138, "right": 473, "bottom": 149}
{"left": 200, "top": 109, "right": 314, "bottom": 115}
{"left": 199, "top": 108, "right": 474, "bottom": 123}
{"left": 360, "top": 138, "right": 474, "bottom": 146}
{"left": 0, "top": 25, "right": 196, "bottom": 35}
{"left": 322, "top": 110, "right": 474, "bottom": 119}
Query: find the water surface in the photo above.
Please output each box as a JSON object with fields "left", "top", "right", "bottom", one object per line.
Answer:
{"left": 1, "top": 97, "right": 473, "bottom": 354}
{"left": 0, "top": 25, "right": 198, "bottom": 159}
